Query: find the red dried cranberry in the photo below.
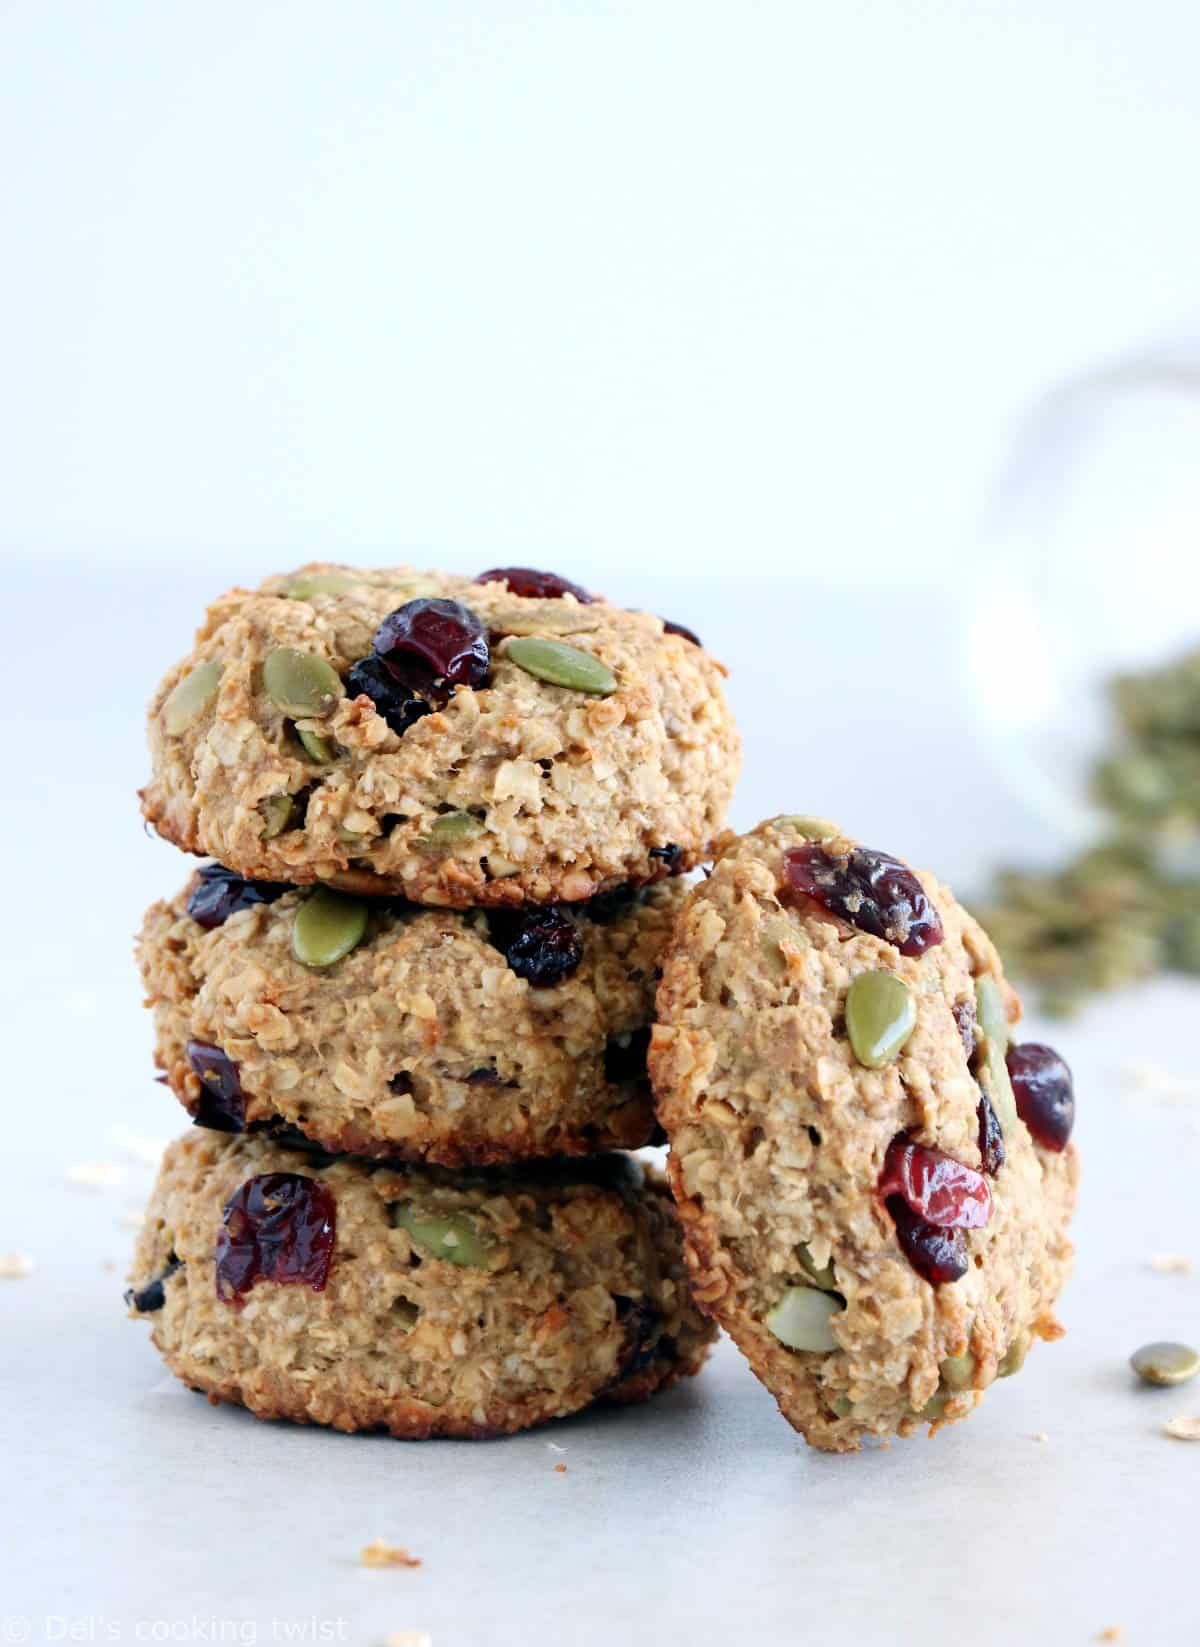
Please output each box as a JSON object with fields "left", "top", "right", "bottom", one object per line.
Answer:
{"left": 372, "top": 598, "right": 489, "bottom": 690}
{"left": 487, "top": 906, "right": 583, "bottom": 985}
{"left": 886, "top": 1198, "right": 969, "bottom": 1284}
{"left": 952, "top": 999, "right": 978, "bottom": 1062}
{"left": 186, "top": 1041, "right": 246, "bottom": 1132}
{"left": 345, "top": 655, "right": 432, "bottom": 736}
{"left": 1006, "top": 1043, "right": 1075, "bottom": 1151}
{"left": 604, "top": 1026, "right": 652, "bottom": 1084}
{"left": 782, "top": 844, "right": 944, "bottom": 956}
{"left": 976, "top": 1091, "right": 1006, "bottom": 1175}
{"left": 661, "top": 618, "right": 702, "bottom": 646}
{"left": 878, "top": 1137, "right": 991, "bottom": 1229}
{"left": 215, "top": 1173, "right": 336, "bottom": 1305}
{"left": 186, "top": 864, "right": 289, "bottom": 930}
{"left": 476, "top": 567, "right": 592, "bottom": 603}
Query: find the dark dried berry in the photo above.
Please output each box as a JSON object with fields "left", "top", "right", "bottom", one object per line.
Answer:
{"left": 186, "top": 863, "right": 289, "bottom": 930}
{"left": 373, "top": 598, "right": 490, "bottom": 689}
{"left": 648, "top": 843, "right": 684, "bottom": 869}
{"left": 661, "top": 618, "right": 702, "bottom": 646}
{"left": 604, "top": 1026, "right": 652, "bottom": 1084}
{"left": 782, "top": 844, "right": 944, "bottom": 956}
{"left": 465, "top": 1066, "right": 501, "bottom": 1085}
{"left": 345, "top": 655, "right": 432, "bottom": 736}
{"left": 952, "top": 999, "right": 978, "bottom": 1063}
{"left": 124, "top": 1256, "right": 182, "bottom": 1313}
{"left": 476, "top": 567, "right": 592, "bottom": 603}
{"left": 609, "top": 1295, "right": 664, "bottom": 1384}
{"left": 585, "top": 885, "right": 641, "bottom": 925}
{"left": 186, "top": 1041, "right": 246, "bottom": 1132}
{"left": 487, "top": 906, "right": 583, "bottom": 985}
{"left": 976, "top": 1090, "right": 1006, "bottom": 1175}
{"left": 1007, "top": 1042, "right": 1075, "bottom": 1151}
{"left": 878, "top": 1136, "right": 991, "bottom": 1228}
{"left": 215, "top": 1173, "right": 336, "bottom": 1304}
{"left": 886, "top": 1197, "right": 968, "bottom": 1284}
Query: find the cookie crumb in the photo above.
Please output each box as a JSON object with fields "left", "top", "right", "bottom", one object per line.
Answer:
{"left": 380, "top": 1635, "right": 432, "bottom": 1647}
{"left": 546, "top": 1441, "right": 566, "bottom": 1453}
{"left": 361, "top": 1540, "right": 422, "bottom": 1569}
{"left": 112, "top": 1124, "right": 168, "bottom": 1166}
{"left": 1150, "top": 1252, "right": 1193, "bottom": 1275}
{"left": 1164, "top": 1415, "right": 1200, "bottom": 1442}
{"left": 1097, "top": 1628, "right": 1124, "bottom": 1643}
{"left": 67, "top": 1161, "right": 122, "bottom": 1190}
{"left": 122, "top": 1209, "right": 147, "bottom": 1229}
{"left": 554, "top": 1463, "right": 567, "bottom": 1474}
{"left": 0, "top": 1253, "right": 33, "bottom": 1280}
{"left": 1032, "top": 1430, "right": 1049, "bottom": 1443}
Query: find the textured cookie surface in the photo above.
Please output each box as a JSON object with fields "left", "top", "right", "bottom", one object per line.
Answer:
{"left": 141, "top": 564, "right": 739, "bottom": 905}
{"left": 127, "top": 1131, "right": 714, "bottom": 1439}
{"left": 650, "top": 817, "right": 1079, "bottom": 1452}
{"left": 139, "top": 872, "right": 685, "bottom": 1165}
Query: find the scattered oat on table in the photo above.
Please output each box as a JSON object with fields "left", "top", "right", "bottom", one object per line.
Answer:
{"left": 0, "top": 1253, "right": 33, "bottom": 1280}
{"left": 380, "top": 1634, "right": 432, "bottom": 1647}
{"left": 121, "top": 1209, "right": 146, "bottom": 1229}
{"left": 66, "top": 1161, "right": 122, "bottom": 1190}
{"left": 1032, "top": 1431, "right": 1049, "bottom": 1443}
{"left": 1121, "top": 1062, "right": 1200, "bottom": 1108}
{"left": 112, "top": 1124, "right": 169, "bottom": 1166}
{"left": 1149, "top": 1252, "right": 1193, "bottom": 1275}
{"left": 1163, "top": 1415, "right": 1200, "bottom": 1442}
{"left": 361, "top": 1540, "right": 422, "bottom": 1569}
{"left": 1097, "top": 1628, "right": 1124, "bottom": 1643}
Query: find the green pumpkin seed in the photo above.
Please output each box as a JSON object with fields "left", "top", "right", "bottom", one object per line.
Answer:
{"left": 506, "top": 636, "right": 617, "bottom": 696}
{"left": 292, "top": 887, "right": 369, "bottom": 968}
{"left": 940, "top": 1352, "right": 976, "bottom": 1390}
{"left": 294, "top": 725, "right": 335, "bottom": 763}
{"left": 1130, "top": 1340, "right": 1200, "bottom": 1387}
{"left": 830, "top": 1395, "right": 853, "bottom": 1418}
{"left": 764, "top": 1287, "right": 843, "bottom": 1353}
{"left": 163, "top": 660, "right": 222, "bottom": 735}
{"left": 259, "top": 793, "right": 301, "bottom": 838}
{"left": 981, "top": 1040, "right": 1019, "bottom": 1135}
{"left": 797, "top": 1243, "right": 838, "bottom": 1292}
{"left": 975, "top": 975, "right": 1011, "bottom": 1047}
{"left": 845, "top": 971, "right": 916, "bottom": 1069}
{"left": 998, "top": 1335, "right": 1029, "bottom": 1378}
{"left": 426, "top": 812, "right": 484, "bottom": 845}
{"left": 393, "top": 1204, "right": 492, "bottom": 1268}
{"left": 776, "top": 815, "right": 839, "bottom": 840}
{"left": 283, "top": 571, "right": 361, "bottom": 600}
{"left": 263, "top": 648, "right": 342, "bottom": 718}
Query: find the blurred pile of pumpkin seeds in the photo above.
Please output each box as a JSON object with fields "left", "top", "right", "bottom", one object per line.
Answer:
{"left": 975, "top": 646, "right": 1200, "bottom": 1016}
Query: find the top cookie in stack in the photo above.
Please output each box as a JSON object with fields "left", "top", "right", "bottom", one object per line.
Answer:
{"left": 141, "top": 563, "right": 740, "bottom": 906}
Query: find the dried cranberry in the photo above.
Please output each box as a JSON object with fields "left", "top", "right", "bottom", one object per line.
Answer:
{"left": 782, "top": 844, "right": 944, "bottom": 956}
{"left": 661, "top": 618, "right": 702, "bottom": 646}
{"left": 476, "top": 567, "right": 592, "bottom": 603}
{"left": 952, "top": 999, "right": 978, "bottom": 1062}
{"left": 586, "top": 885, "right": 641, "bottom": 925}
{"left": 976, "top": 1091, "right": 1006, "bottom": 1175}
{"left": 215, "top": 1173, "right": 336, "bottom": 1304}
{"left": 186, "top": 864, "right": 289, "bottom": 930}
{"left": 372, "top": 598, "right": 489, "bottom": 690}
{"left": 608, "top": 1296, "right": 664, "bottom": 1384}
{"left": 487, "top": 906, "right": 583, "bottom": 985}
{"left": 878, "top": 1137, "right": 991, "bottom": 1229}
{"left": 345, "top": 655, "right": 432, "bottom": 736}
{"left": 649, "top": 844, "right": 684, "bottom": 869}
{"left": 1007, "top": 1043, "right": 1075, "bottom": 1151}
{"left": 186, "top": 1041, "right": 246, "bottom": 1132}
{"left": 604, "top": 1026, "right": 652, "bottom": 1084}
{"left": 886, "top": 1198, "right": 968, "bottom": 1284}
{"left": 124, "top": 1256, "right": 181, "bottom": 1313}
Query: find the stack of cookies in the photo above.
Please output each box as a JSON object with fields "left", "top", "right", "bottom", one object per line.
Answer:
{"left": 127, "top": 564, "right": 738, "bottom": 1437}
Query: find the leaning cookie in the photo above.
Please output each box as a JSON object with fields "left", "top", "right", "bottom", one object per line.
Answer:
{"left": 127, "top": 1131, "right": 714, "bottom": 1438}
{"left": 650, "top": 816, "right": 1079, "bottom": 1453}
{"left": 141, "top": 563, "right": 740, "bottom": 906}
{"left": 138, "top": 868, "right": 684, "bottom": 1166}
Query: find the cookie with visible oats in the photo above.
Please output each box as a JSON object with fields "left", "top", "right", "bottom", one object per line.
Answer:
{"left": 141, "top": 564, "right": 739, "bottom": 907}
{"left": 138, "top": 868, "right": 685, "bottom": 1166}
{"left": 126, "top": 1130, "right": 714, "bottom": 1439}
{"left": 650, "top": 816, "right": 1079, "bottom": 1452}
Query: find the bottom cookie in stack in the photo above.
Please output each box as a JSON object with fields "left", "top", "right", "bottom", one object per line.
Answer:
{"left": 127, "top": 1130, "right": 714, "bottom": 1439}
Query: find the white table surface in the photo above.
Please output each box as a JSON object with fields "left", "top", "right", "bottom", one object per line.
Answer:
{"left": 1, "top": 565, "right": 1197, "bottom": 1646}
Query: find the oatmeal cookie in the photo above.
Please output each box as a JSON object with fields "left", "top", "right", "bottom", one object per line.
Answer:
{"left": 650, "top": 816, "right": 1079, "bottom": 1452}
{"left": 138, "top": 868, "right": 684, "bottom": 1166}
{"left": 140, "top": 564, "right": 740, "bottom": 905}
{"left": 126, "top": 1131, "right": 714, "bottom": 1438}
